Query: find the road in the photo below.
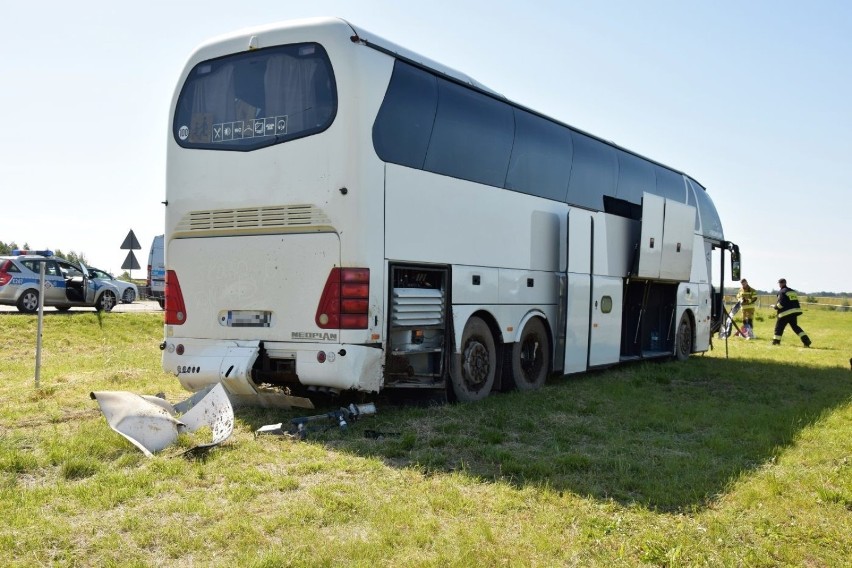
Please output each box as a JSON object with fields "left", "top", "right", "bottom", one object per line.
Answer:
{"left": 0, "top": 300, "right": 164, "bottom": 313}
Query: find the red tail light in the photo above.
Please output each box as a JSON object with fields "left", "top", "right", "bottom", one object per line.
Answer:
{"left": 316, "top": 268, "right": 369, "bottom": 329}
{"left": 164, "top": 270, "right": 187, "bottom": 325}
{"left": 146, "top": 263, "right": 152, "bottom": 287}
{"left": 0, "top": 261, "right": 12, "bottom": 286}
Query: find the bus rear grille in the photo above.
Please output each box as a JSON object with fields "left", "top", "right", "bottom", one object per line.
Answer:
{"left": 176, "top": 205, "right": 331, "bottom": 233}
{"left": 392, "top": 288, "right": 444, "bottom": 327}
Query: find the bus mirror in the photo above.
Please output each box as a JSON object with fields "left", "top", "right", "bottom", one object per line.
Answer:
{"left": 729, "top": 243, "right": 741, "bottom": 281}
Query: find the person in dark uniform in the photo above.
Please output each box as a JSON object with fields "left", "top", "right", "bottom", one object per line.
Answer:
{"left": 772, "top": 278, "right": 811, "bottom": 347}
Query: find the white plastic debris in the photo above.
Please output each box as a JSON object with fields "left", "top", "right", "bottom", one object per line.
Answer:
{"left": 90, "top": 383, "right": 234, "bottom": 457}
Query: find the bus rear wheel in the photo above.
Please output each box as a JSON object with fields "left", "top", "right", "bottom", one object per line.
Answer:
{"left": 675, "top": 313, "right": 693, "bottom": 361}
{"left": 510, "top": 317, "right": 550, "bottom": 391}
{"left": 450, "top": 316, "right": 496, "bottom": 402}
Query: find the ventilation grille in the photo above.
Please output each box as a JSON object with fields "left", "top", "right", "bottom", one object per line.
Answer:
{"left": 176, "top": 205, "right": 331, "bottom": 233}
{"left": 392, "top": 288, "right": 444, "bottom": 327}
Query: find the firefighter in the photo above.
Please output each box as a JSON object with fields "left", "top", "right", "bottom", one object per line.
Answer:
{"left": 736, "top": 278, "right": 757, "bottom": 338}
{"left": 772, "top": 278, "right": 811, "bottom": 347}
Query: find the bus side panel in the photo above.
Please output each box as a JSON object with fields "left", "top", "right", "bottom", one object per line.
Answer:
{"left": 589, "top": 275, "right": 623, "bottom": 367}
{"left": 660, "top": 200, "right": 696, "bottom": 281}
{"left": 563, "top": 208, "right": 593, "bottom": 374}
{"left": 694, "top": 283, "right": 712, "bottom": 352}
{"left": 637, "top": 193, "right": 665, "bottom": 279}
{"left": 384, "top": 164, "right": 566, "bottom": 271}
{"left": 593, "top": 213, "right": 637, "bottom": 278}
{"left": 452, "top": 266, "right": 498, "bottom": 305}
{"left": 563, "top": 272, "right": 591, "bottom": 374}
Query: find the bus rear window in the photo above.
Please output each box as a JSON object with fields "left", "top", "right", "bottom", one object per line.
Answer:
{"left": 173, "top": 43, "right": 337, "bottom": 151}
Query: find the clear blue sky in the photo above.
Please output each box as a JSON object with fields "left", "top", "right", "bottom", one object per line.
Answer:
{"left": 2, "top": 1, "right": 850, "bottom": 292}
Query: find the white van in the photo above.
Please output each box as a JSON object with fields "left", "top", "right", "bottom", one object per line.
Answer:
{"left": 146, "top": 235, "right": 165, "bottom": 308}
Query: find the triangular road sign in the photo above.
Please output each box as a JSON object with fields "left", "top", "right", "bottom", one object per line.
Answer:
{"left": 121, "top": 251, "right": 141, "bottom": 270}
{"left": 121, "top": 230, "right": 142, "bottom": 250}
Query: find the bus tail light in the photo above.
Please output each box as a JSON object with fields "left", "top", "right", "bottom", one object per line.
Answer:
{"left": 316, "top": 268, "right": 369, "bottom": 329}
{"left": 165, "top": 270, "right": 188, "bottom": 325}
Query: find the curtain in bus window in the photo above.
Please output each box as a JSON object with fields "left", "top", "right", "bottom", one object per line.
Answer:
{"left": 264, "top": 55, "right": 329, "bottom": 133}
{"left": 188, "top": 66, "right": 235, "bottom": 143}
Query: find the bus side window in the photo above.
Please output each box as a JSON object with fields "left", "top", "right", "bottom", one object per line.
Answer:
{"left": 424, "top": 78, "right": 513, "bottom": 187}
{"left": 373, "top": 61, "right": 437, "bottom": 169}
{"left": 566, "top": 131, "right": 617, "bottom": 211}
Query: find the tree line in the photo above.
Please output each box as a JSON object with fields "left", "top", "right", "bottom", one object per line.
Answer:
{"left": 0, "top": 241, "right": 89, "bottom": 266}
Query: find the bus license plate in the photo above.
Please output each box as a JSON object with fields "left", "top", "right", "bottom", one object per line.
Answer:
{"left": 220, "top": 310, "right": 272, "bottom": 327}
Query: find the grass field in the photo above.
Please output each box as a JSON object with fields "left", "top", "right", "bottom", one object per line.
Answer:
{"left": 1, "top": 307, "right": 850, "bottom": 566}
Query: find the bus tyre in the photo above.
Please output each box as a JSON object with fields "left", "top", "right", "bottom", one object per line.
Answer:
{"left": 450, "top": 316, "right": 496, "bottom": 402}
{"left": 510, "top": 317, "right": 550, "bottom": 391}
{"left": 675, "top": 313, "right": 693, "bottom": 361}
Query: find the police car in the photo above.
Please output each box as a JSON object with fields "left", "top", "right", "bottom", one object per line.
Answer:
{"left": 0, "top": 250, "right": 119, "bottom": 313}
{"left": 88, "top": 267, "right": 139, "bottom": 304}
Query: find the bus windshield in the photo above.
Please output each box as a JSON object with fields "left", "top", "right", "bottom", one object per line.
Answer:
{"left": 173, "top": 42, "right": 337, "bottom": 151}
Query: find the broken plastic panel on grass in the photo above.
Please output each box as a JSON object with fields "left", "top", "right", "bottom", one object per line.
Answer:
{"left": 90, "top": 383, "right": 234, "bottom": 457}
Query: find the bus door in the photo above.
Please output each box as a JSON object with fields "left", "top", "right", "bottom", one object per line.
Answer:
{"left": 563, "top": 210, "right": 592, "bottom": 374}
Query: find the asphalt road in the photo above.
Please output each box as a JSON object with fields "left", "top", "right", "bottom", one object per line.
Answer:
{"left": 0, "top": 299, "right": 164, "bottom": 313}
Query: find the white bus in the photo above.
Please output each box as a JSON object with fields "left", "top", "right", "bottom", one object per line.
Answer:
{"left": 161, "top": 17, "right": 741, "bottom": 407}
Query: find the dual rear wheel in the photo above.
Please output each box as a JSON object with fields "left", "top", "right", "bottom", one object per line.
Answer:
{"left": 449, "top": 316, "right": 550, "bottom": 402}
{"left": 448, "top": 312, "right": 693, "bottom": 401}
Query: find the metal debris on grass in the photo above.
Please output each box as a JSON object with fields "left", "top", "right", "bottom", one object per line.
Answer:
{"left": 256, "top": 402, "right": 377, "bottom": 440}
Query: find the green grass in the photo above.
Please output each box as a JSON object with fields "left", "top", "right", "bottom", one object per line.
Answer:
{"left": 1, "top": 307, "right": 850, "bottom": 566}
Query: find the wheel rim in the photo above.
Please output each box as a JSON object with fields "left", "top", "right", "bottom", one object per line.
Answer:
{"left": 23, "top": 293, "right": 38, "bottom": 311}
{"left": 123, "top": 289, "right": 134, "bottom": 302}
{"left": 101, "top": 292, "right": 115, "bottom": 311}
{"left": 462, "top": 340, "right": 491, "bottom": 389}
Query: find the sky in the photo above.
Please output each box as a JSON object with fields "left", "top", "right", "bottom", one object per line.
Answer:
{"left": 2, "top": 1, "right": 850, "bottom": 293}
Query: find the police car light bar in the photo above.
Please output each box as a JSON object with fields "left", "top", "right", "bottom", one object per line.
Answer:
{"left": 12, "top": 249, "right": 54, "bottom": 257}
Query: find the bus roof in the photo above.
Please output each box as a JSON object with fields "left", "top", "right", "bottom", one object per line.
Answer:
{"left": 190, "top": 17, "right": 706, "bottom": 190}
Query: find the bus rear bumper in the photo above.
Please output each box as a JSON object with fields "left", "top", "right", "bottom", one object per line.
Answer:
{"left": 162, "top": 338, "right": 383, "bottom": 400}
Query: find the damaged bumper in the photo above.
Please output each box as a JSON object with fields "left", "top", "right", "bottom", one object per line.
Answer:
{"left": 161, "top": 338, "right": 383, "bottom": 406}
{"left": 90, "top": 383, "right": 233, "bottom": 457}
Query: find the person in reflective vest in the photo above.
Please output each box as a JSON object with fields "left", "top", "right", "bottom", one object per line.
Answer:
{"left": 772, "top": 278, "right": 811, "bottom": 347}
{"left": 736, "top": 278, "right": 757, "bottom": 339}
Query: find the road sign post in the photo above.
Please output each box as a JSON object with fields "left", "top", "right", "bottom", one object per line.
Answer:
{"left": 120, "top": 230, "right": 142, "bottom": 279}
